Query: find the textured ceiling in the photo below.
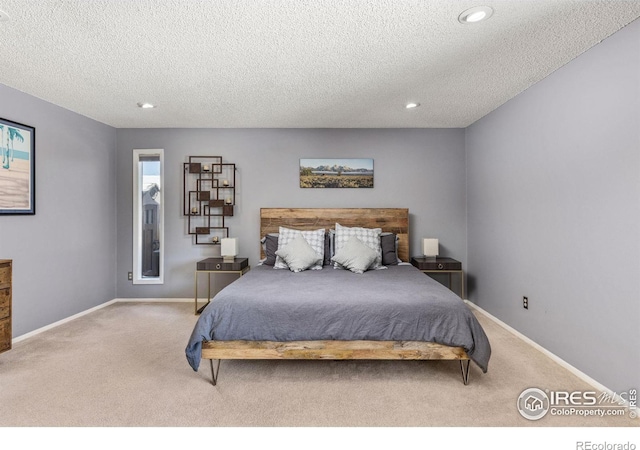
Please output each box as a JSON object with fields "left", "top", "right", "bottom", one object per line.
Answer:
{"left": 0, "top": 1, "right": 639, "bottom": 128}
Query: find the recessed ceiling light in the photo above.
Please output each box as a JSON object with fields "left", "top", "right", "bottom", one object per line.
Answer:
{"left": 0, "top": 10, "right": 10, "bottom": 22}
{"left": 458, "top": 6, "right": 493, "bottom": 24}
{"left": 406, "top": 102, "right": 420, "bottom": 109}
{"left": 137, "top": 102, "right": 156, "bottom": 109}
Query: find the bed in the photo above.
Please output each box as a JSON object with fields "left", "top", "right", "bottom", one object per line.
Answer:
{"left": 185, "top": 208, "right": 491, "bottom": 385}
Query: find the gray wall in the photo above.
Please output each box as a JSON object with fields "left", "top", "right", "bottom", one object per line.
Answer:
{"left": 466, "top": 19, "right": 640, "bottom": 392}
{"left": 115, "top": 128, "right": 467, "bottom": 298}
{"left": 0, "top": 84, "right": 117, "bottom": 337}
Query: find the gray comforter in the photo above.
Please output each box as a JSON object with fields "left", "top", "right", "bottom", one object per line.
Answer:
{"left": 185, "top": 264, "right": 491, "bottom": 372}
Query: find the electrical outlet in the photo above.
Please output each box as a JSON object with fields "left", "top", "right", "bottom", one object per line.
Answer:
{"left": 523, "top": 296, "right": 529, "bottom": 309}
{"left": 128, "top": 272, "right": 133, "bottom": 281}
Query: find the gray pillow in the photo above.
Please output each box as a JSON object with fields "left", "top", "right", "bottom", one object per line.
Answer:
{"left": 324, "top": 232, "right": 332, "bottom": 266}
{"left": 261, "top": 234, "right": 279, "bottom": 266}
{"left": 331, "top": 235, "right": 378, "bottom": 274}
{"left": 275, "top": 234, "right": 323, "bottom": 273}
{"left": 380, "top": 233, "right": 399, "bottom": 265}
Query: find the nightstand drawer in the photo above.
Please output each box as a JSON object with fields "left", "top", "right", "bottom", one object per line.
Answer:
{"left": 197, "top": 257, "right": 249, "bottom": 272}
{"left": 411, "top": 257, "right": 461, "bottom": 271}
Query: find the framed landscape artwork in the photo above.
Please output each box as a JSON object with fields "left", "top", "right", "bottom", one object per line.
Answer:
{"left": 300, "top": 158, "right": 374, "bottom": 188}
{"left": 0, "top": 118, "right": 36, "bottom": 215}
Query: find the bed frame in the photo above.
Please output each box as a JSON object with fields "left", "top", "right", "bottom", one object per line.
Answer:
{"left": 200, "top": 208, "right": 471, "bottom": 385}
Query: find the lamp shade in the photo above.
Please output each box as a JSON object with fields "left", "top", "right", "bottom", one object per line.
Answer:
{"left": 221, "top": 238, "right": 238, "bottom": 257}
{"left": 423, "top": 238, "right": 439, "bottom": 257}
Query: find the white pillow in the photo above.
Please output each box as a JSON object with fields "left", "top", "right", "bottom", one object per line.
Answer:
{"left": 275, "top": 234, "right": 323, "bottom": 273}
{"left": 333, "top": 223, "right": 384, "bottom": 270}
{"left": 331, "top": 236, "right": 378, "bottom": 274}
{"left": 274, "top": 226, "right": 325, "bottom": 270}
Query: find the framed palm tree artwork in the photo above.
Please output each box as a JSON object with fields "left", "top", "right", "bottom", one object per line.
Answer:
{"left": 0, "top": 117, "right": 35, "bottom": 215}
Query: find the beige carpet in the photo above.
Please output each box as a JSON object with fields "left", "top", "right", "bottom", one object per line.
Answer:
{"left": 0, "top": 301, "right": 637, "bottom": 428}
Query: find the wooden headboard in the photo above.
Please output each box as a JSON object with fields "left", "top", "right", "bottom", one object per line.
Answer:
{"left": 260, "top": 208, "right": 409, "bottom": 262}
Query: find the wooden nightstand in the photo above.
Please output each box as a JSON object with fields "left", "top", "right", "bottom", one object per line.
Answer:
{"left": 195, "top": 257, "right": 249, "bottom": 314}
{"left": 411, "top": 256, "right": 464, "bottom": 299}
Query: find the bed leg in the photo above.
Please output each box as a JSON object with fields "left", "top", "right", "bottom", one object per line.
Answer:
{"left": 210, "top": 359, "right": 221, "bottom": 386}
{"left": 460, "top": 360, "right": 470, "bottom": 385}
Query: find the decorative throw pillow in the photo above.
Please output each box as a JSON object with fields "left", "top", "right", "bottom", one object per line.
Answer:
{"left": 323, "top": 232, "right": 332, "bottom": 266}
{"left": 327, "top": 229, "right": 336, "bottom": 263}
{"left": 333, "top": 223, "right": 384, "bottom": 270}
{"left": 275, "top": 234, "right": 323, "bottom": 273}
{"left": 260, "top": 234, "right": 279, "bottom": 266}
{"left": 380, "top": 233, "right": 399, "bottom": 265}
{"left": 274, "top": 226, "right": 325, "bottom": 270}
{"left": 331, "top": 236, "right": 378, "bottom": 274}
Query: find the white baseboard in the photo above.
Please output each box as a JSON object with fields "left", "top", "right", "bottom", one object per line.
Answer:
{"left": 465, "top": 300, "right": 636, "bottom": 416}
{"left": 12, "top": 298, "right": 193, "bottom": 344}
{"left": 13, "top": 299, "right": 118, "bottom": 343}
{"left": 113, "top": 298, "right": 193, "bottom": 303}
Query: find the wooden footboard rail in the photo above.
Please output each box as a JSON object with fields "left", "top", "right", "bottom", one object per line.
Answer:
{"left": 201, "top": 340, "right": 471, "bottom": 385}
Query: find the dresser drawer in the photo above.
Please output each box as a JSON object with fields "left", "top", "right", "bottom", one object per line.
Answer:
{"left": 0, "top": 263, "right": 10, "bottom": 289}
{"left": 0, "top": 288, "right": 9, "bottom": 320}
{"left": 0, "top": 317, "right": 10, "bottom": 353}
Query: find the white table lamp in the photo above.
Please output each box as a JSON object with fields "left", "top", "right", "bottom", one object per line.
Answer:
{"left": 423, "top": 238, "right": 439, "bottom": 259}
{"left": 221, "top": 238, "right": 238, "bottom": 263}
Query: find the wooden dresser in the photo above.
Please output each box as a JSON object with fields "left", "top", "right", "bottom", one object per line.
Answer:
{"left": 0, "top": 260, "right": 12, "bottom": 354}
